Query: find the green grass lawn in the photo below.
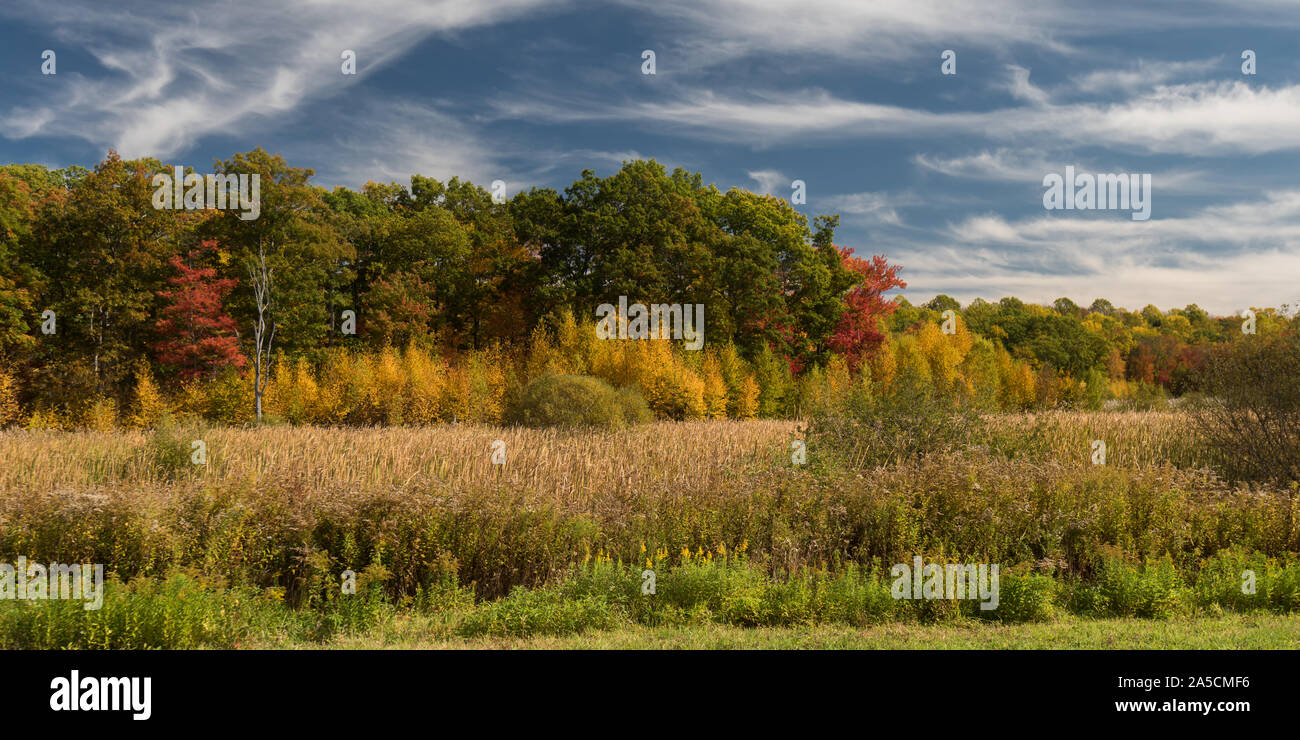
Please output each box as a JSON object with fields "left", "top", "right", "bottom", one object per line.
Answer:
{"left": 284, "top": 613, "right": 1300, "bottom": 650}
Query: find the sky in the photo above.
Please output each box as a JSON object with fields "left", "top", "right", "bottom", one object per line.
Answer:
{"left": 2, "top": 0, "right": 1299, "bottom": 315}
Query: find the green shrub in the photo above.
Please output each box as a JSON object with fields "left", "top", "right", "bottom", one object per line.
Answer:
{"left": 1266, "top": 564, "right": 1300, "bottom": 611}
{"left": 1193, "top": 548, "right": 1267, "bottom": 612}
{"left": 0, "top": 573, "right": 304, "bottom": 649}
{"left": 807, "top": 374, "right": 984, "bottom": 469}
{"left": 507, "top": 374, "right": 650, "bottom": 428}
{"left": 204, "top": 368, "right": 254, "bottom": 425}
{"left": 146, "top": 415, "right": 208, "bottom": 479}
{"left": 983, "top": 572, "right": 1056, "bottom": 623}
{"left": 1081, "top": 556, "right": 1185, "bottom": 618}
{"left": 455, "top": 587, "right": 619, "bottom": 637}
{"left": 1193, "top": 549, "right": 1300, "bottom": 613}
{"left": 757, "top": 566, "right": 895, "bottom": 627}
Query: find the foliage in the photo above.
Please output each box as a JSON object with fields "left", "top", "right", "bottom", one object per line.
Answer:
{"left": 806, "top": 372, "right": 984, "bottom": 468}
{"left": 506, "top": 374, "right": 651, "bottom": 428}
{"left": 152, "top": 239, "right": 246, "bottom": 380}
{"left": 828, "top": 248, "right": 906, "bottom": 371}
{"left": 1, "top": 151, "right": 1295, "bottom": 421}
{"left": 1191, "top": 332, "right": 1300, "bottom": 485}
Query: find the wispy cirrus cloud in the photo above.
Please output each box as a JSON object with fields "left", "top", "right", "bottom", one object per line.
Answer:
{"left": 1068, "top": 57, "right": 1225, "bottom": 95}
{"left": 0, "top": 0, "right": 563, "bottom": 158}
{"left": 913, "top": 148, "right": 1216, "bottom": 194}
{"left": 2, "top": 0, "right": 1298, "bottom": 315}
{"left": 616, "top": 0, "right": 1300, "bottom": 72}
{"left": 496, "top": 79, "right": 1300, "bottom": 156}
{"left": 820, "top": 192, "right": 923, "bottom": 227}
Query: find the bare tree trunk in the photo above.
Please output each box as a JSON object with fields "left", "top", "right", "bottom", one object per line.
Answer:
{"left": 248, "top": 238, "right": 275, "bottom": 421}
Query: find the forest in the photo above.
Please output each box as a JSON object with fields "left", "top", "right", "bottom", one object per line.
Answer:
{"left": 0, "top": 148, "right": 1295, "bottom": 428}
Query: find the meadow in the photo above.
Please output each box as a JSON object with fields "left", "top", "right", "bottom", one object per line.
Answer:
{"left": 2, "top": 411, "right": 1298, "bottom": 649}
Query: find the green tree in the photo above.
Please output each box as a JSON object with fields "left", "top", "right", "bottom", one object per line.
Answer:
{"left": 204, "top": 148, "right": 350, "bottom": 363}
{"left": 25, "top": 152, "right": 179, "bottom": 407}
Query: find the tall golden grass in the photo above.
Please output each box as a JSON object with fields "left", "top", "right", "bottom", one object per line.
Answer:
{"left": 2, "top": 412, "right": 1294, "bottom": 602}
{"left": 0, "top": 411, "right": 1212, "bottom": 492}
{"left": 0, "top": 420, "right": 798, "bottom": 493}
{"left": 982, "top": 410, "right": 1206, "bottom": 469}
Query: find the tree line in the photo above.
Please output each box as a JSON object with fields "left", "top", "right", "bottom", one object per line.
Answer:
{"left": 0, "top": 148, "right": 1294, "bottom": 424}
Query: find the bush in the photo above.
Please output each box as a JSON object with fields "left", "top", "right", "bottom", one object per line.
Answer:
{"left": 506, "top": 374, "right": 650, "bottom": 428}
{"left": 1193, "top": 549, "right": 1300, "bottom": 613}
{"left": 0, "top": 573, "right": 303, "bottom": 649}
{"left": 147, "top": 416, "right": 208, "bottom": 479}
{"left": 983, "top": 572, "right": 1056, "bottom": 623}
{"left": 0, "top": 368, "right": 20, "bottom": 428}
{"left": 455, "top": 587, "right": 619, "bottom": 637}
{"left": 129, "top": 364, "right": 169, "bottom": 428}
{"left": 204, "top": 368, "right": 254, "bottom": 425}
{"left": 654, "top": 558, "right": 768, "bottom": 625}
{"left": 1192, "top": 333, "right": 1300, "bottom": 485}
{"left": 807, "top": 373, "right": 983, "bottom": 468}
{"left": 80, "top": 397, "right": 118, "bottom": 431}
{"left": 1078, "top": 557, "right": 1184, "bottom": 619}
{"left": 757, "top": 566, "right": 895, "bottom": 627}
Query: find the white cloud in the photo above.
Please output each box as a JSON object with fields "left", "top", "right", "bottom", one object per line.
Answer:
{"left": 914, "top": 149, "right": 1214, "bottom": 193}
{"left": 890, "top": 189, "right": 1300, "bottom": 312}
{"left": 916, "top": 149, "right": 1057, "bottom": 181}
{"left": 1005, "top": 65, "right": 1050, "bottom": 105}
{"left": 618, "top": 0, "right": 1300, "bottom": 68}
{"left": 746, "top": 169, "right": 787, "bottom": 195}
{"left": 1069, "top": 57, "right": 1223, "bottom": 95}
{"left": 0, "top": 0, "right": 562, "bottom": 158}
{"left": 305, "top": 101, "right": 511, "bottom": 190}
{"left": 820, "top": 192, "right": 920, "bottom": 226}
{"left": 898, "top": 253, "right": 1300, "bottom": 317}
{"left": 503, "top": 79, "right": 1300, "bottom": 156}
{"left": 304, "top": 103, "right": 653, "bottom": 193}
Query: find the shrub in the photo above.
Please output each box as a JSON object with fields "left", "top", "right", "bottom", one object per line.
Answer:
{"left": 640, "top": 362, "right": 707, "bottom": 420}
{"left": 80, "top": 397, "right": 118, "bottom": 431}
{"left": 147, "top": 416, "right": 208, "bottom": 479}
{"left": 507, "top": 374, "right": 649, "bottom": 428}
{"left": 204, "top": 368, "right": 253, "bottom": 425}
{"left": 807, "top": 373, "right": 984, "bottom": 468}
{"left": 23, "top": 407, "right": 62, "bottom": 430}
{"left": 403, "top": 345, "right": 449, "bottom": 424}
{"left": 0, "top": 573, "right": 303, "bottom": 649}
{"left": 1193, "top": 549, "right": 1300, "bottom": 613}
{"left": 455, "top": 587, "right": 618, "bottom": 637}
{"left": 655, "top": 558, "right": 769, "bottom": 625}
{"left": 757, "top": 566, "right": 895, "bottom": 627}
{"left": 0, "top": 368, "right": 19, "bottom": 428}
{"left": 128, "top": 364, "right": 169, "bottom": 429}
{"left": 1192, "top": 333, "right": 1300, "bottom": 485}
{"left": 983, "top": 572, "right": 1056, "bottom": 623}
{"left": 1080, "top": 556, "right": 1185, "bottom": 619}
{"left": 269, "top": 356, "right": 320, "bottom": 424}
{"left": 735, "top": 375, "right": 761, "bottom": 419}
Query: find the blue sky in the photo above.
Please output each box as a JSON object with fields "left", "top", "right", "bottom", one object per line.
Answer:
{"left": 3, "top": 0, "right": 1300, "bottom": 315}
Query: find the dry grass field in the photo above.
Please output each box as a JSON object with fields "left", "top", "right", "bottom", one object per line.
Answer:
{"left": 1, "top": 411, "right": 1297, "bottom": 648}
{"left": 0, "top": 411, "right": 1209, "bottom": 492}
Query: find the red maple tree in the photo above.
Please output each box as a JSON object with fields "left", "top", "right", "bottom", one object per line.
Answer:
{"left": 828, "top": 248, "right": 906, "bottom": 372}
{"left": 153, "top": 240, "right": 247, "bottom": 380}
